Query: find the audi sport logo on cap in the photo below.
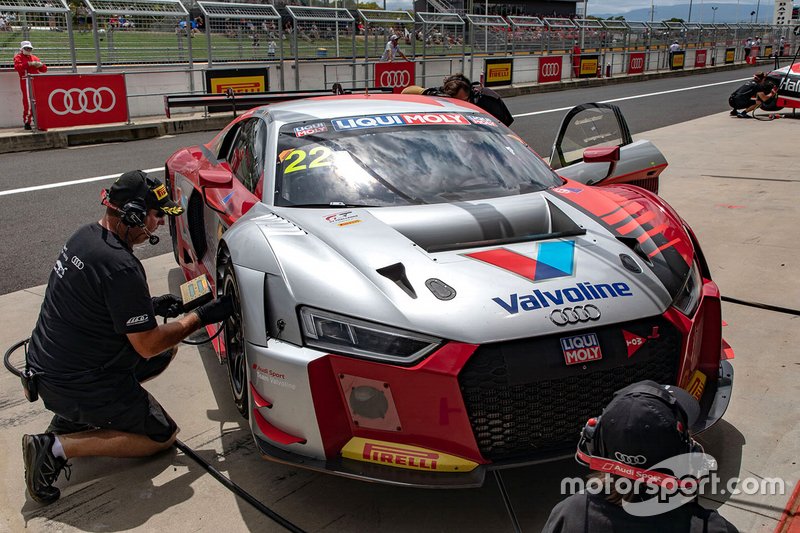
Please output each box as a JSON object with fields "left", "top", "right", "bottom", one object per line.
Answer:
{"left": 560, "top": 332, "right": 602, "bottom": 365}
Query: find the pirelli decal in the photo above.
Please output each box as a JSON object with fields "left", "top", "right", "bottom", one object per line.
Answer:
{"left": 686, "top": 370, "right": 707, "bottom": 401}
{"left": 341, "top": 438, "right": 478, "bottom": 472}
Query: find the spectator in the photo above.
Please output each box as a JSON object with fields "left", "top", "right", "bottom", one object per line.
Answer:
{"left": 379, "top": 34, "right": 408, "bottom": 62}
{"left": 13, "top": 40, "right": 47, "bottom": 130}
{"left": 542, "top": 380, "right": 739, "bottom": 533}
{"left": 729, "top": 71, "right": 776, "bottom": 118}
{"left": 268, "top": 40, "right": 277, "bottom": 59}
{"left": 744, "top": 37, "right": 753, "bottom": 59}
{"left": 779, "top": 35, "right": 786, "bottom": 56}
{"left": 669, "top": 40, "right": 681, "bottom": 53}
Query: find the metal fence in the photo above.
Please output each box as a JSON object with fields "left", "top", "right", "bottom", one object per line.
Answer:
{"left": 0, "top": 0, "right": 75, "bottom": 69}
{"left": 286, "top": 6, "right": 356, "bottom": 90}
{"left": 357, "top": 9, "right": 415, "bottom": 61}
{"left": 83, "top": 0, "right": 190, "bottom": 68}
{"left": 198, "top": 1, "right": 282, "bottom": 69}
{"left": 543, "top": 18, "right": 577, "bottom": 52}
{"left": 465, "top": 15, "right": 508, "bottom": 55}
{"left": 415, "top": 12, "right": 464, "bottom": 86}
{"left": 508, "top": 16, "right": 544, "bottom": 54}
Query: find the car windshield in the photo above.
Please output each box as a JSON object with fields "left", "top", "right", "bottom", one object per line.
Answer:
{"left": 274, "top": 113, "right": 561, "bottom": 207}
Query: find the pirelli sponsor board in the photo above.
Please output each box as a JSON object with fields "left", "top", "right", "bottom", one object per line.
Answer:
{"left": 579, "top": 55, "right": 599, "bottom": 78}
{"left": 670, "top": 51, "right": 685, "bottom": 70}
{"left": 341, "top": 437, "right": 479, "bottom": 472}
{"left": 725, "top": 48, "right": 736, "bottom": 64}
{"left": 204, "top": 68, "right": 269, "bottom": 112}
{"left": 484, "top": 58, "right": 513, "bottom": 87}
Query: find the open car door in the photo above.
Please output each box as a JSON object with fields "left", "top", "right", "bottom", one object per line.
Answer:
{"left": 549, "top": 103, "right": 668, "bottom": 194}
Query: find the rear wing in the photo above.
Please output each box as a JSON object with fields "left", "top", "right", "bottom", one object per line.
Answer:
{"left": 164, "top": 84, "right": 395, "bottom": 119}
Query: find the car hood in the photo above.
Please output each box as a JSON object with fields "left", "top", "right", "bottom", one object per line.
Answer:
{"left": 241, "top": 183, "right": 693, "bottom": 344}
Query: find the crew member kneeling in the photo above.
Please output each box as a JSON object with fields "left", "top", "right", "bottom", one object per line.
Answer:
{"left": 22, "top": 170, "right": 234, "bottom": 505}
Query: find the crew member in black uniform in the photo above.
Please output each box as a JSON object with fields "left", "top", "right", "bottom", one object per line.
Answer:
{"left": 22, "top": 170, "right": 234, "bottom": 505}
{"left": 542, "top": 380, "right": 739, "bottom": 533}
{"left": 432, "top": 73, "right": 515, "bottom": 127}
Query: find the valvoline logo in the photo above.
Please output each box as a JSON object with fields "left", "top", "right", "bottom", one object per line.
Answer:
{"left": 465, "top": 240, "right": 575, "bottom": 283}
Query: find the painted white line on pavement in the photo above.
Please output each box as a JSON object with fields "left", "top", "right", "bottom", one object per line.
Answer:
{"left": 512, "top": 77, "right": 748, "bottom": 118}
{"left": 0, "top": 167, "right": 163, "bottom": 198}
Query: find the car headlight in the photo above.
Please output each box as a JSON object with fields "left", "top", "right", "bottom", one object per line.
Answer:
{"left": 672, "top": 259, "right": 703, "bottom": 317}
{"left": 299, "top": 307, "right": 441, "bottom": 364}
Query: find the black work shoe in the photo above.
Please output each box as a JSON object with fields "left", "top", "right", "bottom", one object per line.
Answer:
{"left": 23, "top": 123, "right": 32, "bottom": 130}
{"left": 730, "top": 109, "right": 738, "bottom": 116}
{"left": 22, "top": 433, "right": 71, "bottom": 505}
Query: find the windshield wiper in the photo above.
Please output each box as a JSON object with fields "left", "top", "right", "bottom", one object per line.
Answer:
{"left": 285, "top": 202, "right": 380, "bottom": 208}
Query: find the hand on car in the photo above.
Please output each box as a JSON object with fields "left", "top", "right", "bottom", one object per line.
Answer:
{"left": 194, "top": 294, "right": 235, "bottom": 326}
{"left": 152, "top": 294, "right": 183, "bottom": 318}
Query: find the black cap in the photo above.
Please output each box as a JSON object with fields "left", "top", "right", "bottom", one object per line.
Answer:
{"left": 597, "top": 380, "right": 700, "bottom": 468}
{"left": 107, "top": 170, "right": 183, "bottom": 216}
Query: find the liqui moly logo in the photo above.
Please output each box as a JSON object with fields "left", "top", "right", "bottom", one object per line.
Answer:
{"left": 332, "top": 113, "right": 469, "bottom": 131}
{"left": 560, "top": 333, "right": 602, "bottom": 365}
{"left": 363, "top": 442, "right": 439, "bottom": 470}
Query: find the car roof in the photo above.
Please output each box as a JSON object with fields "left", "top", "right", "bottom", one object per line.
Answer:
{"left": 253, "top": 94, "right": 484, "bottom": 124}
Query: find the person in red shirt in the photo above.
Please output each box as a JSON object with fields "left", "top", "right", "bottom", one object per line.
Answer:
{"left": 13, "top": 40, "right": 47, "bottom": 130}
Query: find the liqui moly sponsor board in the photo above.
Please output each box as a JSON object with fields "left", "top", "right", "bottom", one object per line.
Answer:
{"left": 539, "top": 56, "right": 563, "bottom": 83}
{"left": 694, "top": 49, "right": 707, "bottom": 68}
{"left": 560, "top": 333, "right": 602, "bottom": 365}
{"left": 31, "top": 73, "right": 128, "bottom": 131}
{"left": 628, "top": 53, "right": 646, "bottom": 74}
{"left": 332, "top": 113, "right": 469, "bottom": 131}
{"left": 374, "top": 61, "right": 416, "bottom": 93}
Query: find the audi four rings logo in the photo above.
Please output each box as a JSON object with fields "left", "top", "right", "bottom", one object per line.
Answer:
{"left": 549, "top": 304, "right": 601, "bottom": 325}
{"left": 630, "top": 57, "right": 644, "bottom": 69}
{"left": 48, "top": 87, "right": 117, "bottom": 116}
{"left": 540, "top": 62, "right": 560, "bottom": 77}
{"left": 379, "top": 70, "right": 411, "bottom": 87}
{"left": 614, "top": 452, "right": 647, "bottom": 465}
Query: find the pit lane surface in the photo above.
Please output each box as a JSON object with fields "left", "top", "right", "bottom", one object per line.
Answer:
{"left": 0, "top": 69, "right": 798, "bottom": 533}
{"left": 0, "top": 68, "right": 760, "bottom": 295}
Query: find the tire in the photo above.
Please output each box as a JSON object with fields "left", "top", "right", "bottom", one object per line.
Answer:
{"left": 221, "top": 261, "right": 249, "bottom": 419}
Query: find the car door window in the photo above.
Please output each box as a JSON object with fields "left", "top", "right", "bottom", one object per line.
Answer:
{"left": 549, "top": 103, "right": 632, "bottom": 170}
{"left": 227, "top": 118, "right": 265, "bottom": 195}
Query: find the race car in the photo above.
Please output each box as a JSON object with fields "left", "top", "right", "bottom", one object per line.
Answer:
{"left": 766, "top": 60, "right": 800, "bottom": 111}
{"left": 165, "top": 95, "right": 734, "bottom": 487}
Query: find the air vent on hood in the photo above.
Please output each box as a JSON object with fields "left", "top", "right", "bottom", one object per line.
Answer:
{"left": 377, "top": 263, "right": 417, "bottom": 299}
{"left": 616, "top": 236, "right": 652, "bottom": 265}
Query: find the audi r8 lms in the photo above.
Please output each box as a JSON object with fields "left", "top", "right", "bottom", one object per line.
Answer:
{"left": 766, "top": 60, "right": 800, "bottom": 111}
{"left": 165, "top": 95, "right": 734, "bottom": 487}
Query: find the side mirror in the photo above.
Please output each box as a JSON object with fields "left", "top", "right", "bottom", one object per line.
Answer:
{"left": 583, "top": 145, "right": 620, "bottom": 183}
{"left": 583, "top": 145, "right": 620, "bottom": 163}
{"left": 199, "top": 169, "right": 234, "bottom": 189}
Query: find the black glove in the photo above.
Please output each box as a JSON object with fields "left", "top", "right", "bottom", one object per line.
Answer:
{"left": 152, "top": 294, "right": 183, "bottom": 319}
{"left": 194, "top": 294, "right": 235, "bottom": 326}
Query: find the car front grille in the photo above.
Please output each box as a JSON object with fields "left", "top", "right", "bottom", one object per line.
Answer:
{"left": 458, "top": 317, "right": 680, "bottom": 462}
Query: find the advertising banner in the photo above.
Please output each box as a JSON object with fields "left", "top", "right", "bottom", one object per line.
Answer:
{"left": 628, "top": 53, "right": 645, "bottom": 74}
{"left": 694, "top": 49, "right": 707, "bottom": 68}
{"left": 31, "top": 73, "right": 128, "bottom": 131}
{"left": 484, "top": 58, "right": 513, "bottom": 87}
{"left": 205, "top": 67, "right": 269, "bottom": 94}
{"left": 538, "top": 56, "right": 563, "bottom": 83}
{"left": 670, "top": 51, "right": 686, "bottom": 70}
{"left": 374, "top": 61, "right": 416, "bottom": 93}
{"left": 579, "top": 55, "right": 599, "bottom": 78}
{"left": 725, "top": 48, "right": 735, "bottom": 64}
{"left": 764, "top": 45, "right": 773, "bottom": 57}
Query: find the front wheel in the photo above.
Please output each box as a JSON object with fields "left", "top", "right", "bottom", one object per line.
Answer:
{"left": 221, "top": 261, "right": 248, "bottom": 419}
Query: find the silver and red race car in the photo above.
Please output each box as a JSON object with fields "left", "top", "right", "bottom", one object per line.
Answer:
{"left": 165, "top": 95, "right": 733, "bottom": 487}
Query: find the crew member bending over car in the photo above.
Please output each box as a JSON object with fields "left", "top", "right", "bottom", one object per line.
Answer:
{"left": 432, "top": 73, "right": 514, "bottom": 127}
{"left": 729, "top": 71, "right": 777, "bottom": 118}
{"left": 21, "top": 170, "right": 234, "bottom": 505}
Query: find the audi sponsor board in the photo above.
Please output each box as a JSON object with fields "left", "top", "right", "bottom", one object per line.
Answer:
{"left": 484, "top": 58, "right": 513, "bottom": 87}
{"left": 538, "top": 56, "right": 563, "bottom": 83}
{"left": 31, "top": 73, "right": 128, "bottom": 131}
{"left": 560, "top": 332, "right": 603, "bottom": 365}
{"left": 628, "top": 53, "right": 646, "bottom": 75}
{"left": 374, "top": 62, "right": 415, "bottom": 93}
{"left": 694, "top": 49, "right": 707, "bottom": 68}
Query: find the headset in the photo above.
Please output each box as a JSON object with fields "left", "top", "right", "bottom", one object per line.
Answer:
{"left": 575, "top": 382, "right": 704, "bottom": 481}
{"left": 100, "top": 186, "right": 160, "bottom": 246}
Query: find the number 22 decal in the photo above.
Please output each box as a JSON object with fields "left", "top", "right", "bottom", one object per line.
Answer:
{"left": 283, "top": 146, "right": 332, "bottom": 174}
